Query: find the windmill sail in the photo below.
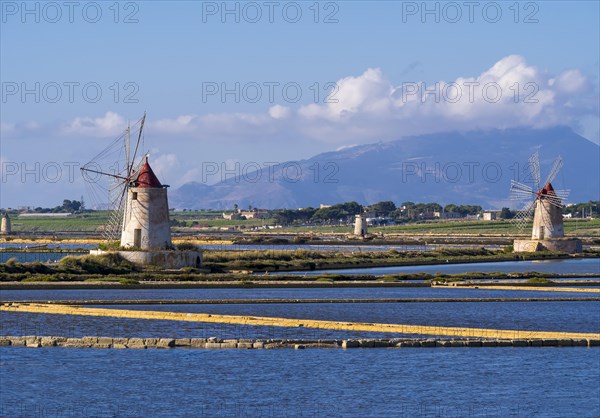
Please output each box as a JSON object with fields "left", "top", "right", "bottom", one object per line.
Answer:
{"left": 81, "top": 113, "right": 148, "bottom": 243}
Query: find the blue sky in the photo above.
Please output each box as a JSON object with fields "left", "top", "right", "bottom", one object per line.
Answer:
{"left": 1, "top": 0, "right": 599, "bottom": 207}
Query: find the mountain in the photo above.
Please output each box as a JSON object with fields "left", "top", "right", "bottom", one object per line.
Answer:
{"left": 170, "top": 127, "right": 600, "bottom": 210}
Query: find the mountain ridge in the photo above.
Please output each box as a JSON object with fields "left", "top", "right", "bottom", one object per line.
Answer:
{"left": 170, "top": 126, "right": 600, "bottom": 210}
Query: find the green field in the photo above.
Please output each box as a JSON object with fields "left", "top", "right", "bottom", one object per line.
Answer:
{"left": 8, "top": 212, "right": 110, "bottom": 233}
{"left": 278, "top": 218, "right": 600, "bottom": 237}
{"left": 4, "top": 211, "right": 599, "bottom": 238}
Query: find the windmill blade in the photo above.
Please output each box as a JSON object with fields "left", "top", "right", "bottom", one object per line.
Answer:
{"left": 544, "top": 196, "right": 564, "bottom": 209}
{"left": 544, "top": 156, "right": 563, "bottom": 186}
{"left": 104, "top": 184, "right": 128, "bottom": 242}
{"left": 511, "top": 199, "right": 535, "bottom": 230}
{"left": 128, "top": 112, "right": 146, "bottom": 177}
{"left": 510, "top": 180, "right": 534, "bottom": 194}
{"left": 511, "top": 189, "right": 535, "bottom": 200}
{"left": 553, "top": 189, "right": 570, "bottom": 199}
{"left": 528, "top": 151, "right": 541, "bottom": 190}
{"left": 510, "top": 180, "right": 535, "bottom": 201}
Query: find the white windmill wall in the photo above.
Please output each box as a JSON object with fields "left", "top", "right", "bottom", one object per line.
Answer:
{"left": 0, "top": 214, "right": 11, "bottom": 235}
{"left": 354, "top": 214, "right": 367, "bottom": 236}
{"left": 531, "top": 198, "right": 564, "bottom": 239}
{"left": 120, "top": 187, "right": 171, "bottom": 250}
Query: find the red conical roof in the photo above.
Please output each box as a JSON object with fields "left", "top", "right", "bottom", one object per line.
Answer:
{"left": 539, "top": 182, "right": 555, "bottom": 196}
{"left": 133, "top": 157, "right": 162, "bottom": 188}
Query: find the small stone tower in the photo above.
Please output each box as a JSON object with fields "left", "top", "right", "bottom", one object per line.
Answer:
{"left": 531, "top": 183, "right": 564, "bottom": 239}
{"left": 120, "top": 157, "right": 171, "bottom": 250}
{"left": 1, "top": 213, "right": 11, "bottom": 235}
{"left": 354, "top": 213, "right": 367, "bottom": 237}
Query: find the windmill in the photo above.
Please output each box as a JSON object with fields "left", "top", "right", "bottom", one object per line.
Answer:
{"left": 81, "top": 113, "right": 172, "bottom": 249}
{"left": 81, "top": 113, "right": 147, "bottom": 241}
{"left": 510, "top": 151, "right": 570, "bottom": 240}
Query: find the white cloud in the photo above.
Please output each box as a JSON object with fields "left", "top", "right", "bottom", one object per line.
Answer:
{"left": 552, "top": 69, "right": 586, "bottom": 93}
{"left": 3, "top": 56, "right": 598, "bottom": 147}
{"left": 268, "top": 105, "right": 291, "bottom": 119}
{"left": 295, "top": 55, "right": 598, "bottom": 142}
{"left": 61, "top": 111, "right": 125, "bottom": 137}
{"left": 0, "top": 122, "right": 16, "bottom": 136}
{"left": 151, "top": 115, "right": 197, "bottom": 134}
{"left": 335, "top": 144, "right": 359, "bottom": 151}
{"left": 150, "top": 153, "right": 178, "bottom": 182}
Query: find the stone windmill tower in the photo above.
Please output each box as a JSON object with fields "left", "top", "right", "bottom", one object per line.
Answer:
{"left": 81, "top": 113, "right": 200, "bottom": 268}
{"left": 530, "top": 183, "right": 564, "bottom": 240}
{"left": 510, "top": 152, "right": 581, "bottom": 253}
{"left": 354, "top": 213, "right": 367, "bottom": 237}
{"left": 1, "top": 213, "right": 11, "bottom": 235}
{"left": 120, "top": 156, "right": 171, "bottom": 249}
{"left": 81, "top": 113, "right": 171, "bottom": 249}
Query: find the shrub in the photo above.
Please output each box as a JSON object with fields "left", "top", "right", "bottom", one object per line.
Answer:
{"left": 98, "top": 241, "right": 121, "bottom": 251}
{"left": 59, "top": 253, "right": 135, "bottom": 274}
{"left": 526, "top": 277, "right": 554, "bottom": 284}
{"left": 176, "top": 242, "right": 199, "bottom": 251}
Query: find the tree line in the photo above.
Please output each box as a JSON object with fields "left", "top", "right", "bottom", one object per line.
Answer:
{"left": 271, "top": 201, "right": 485, "bottom": 225}
{"left": 271, "top": 200, "right": 599, "bottom": 225}
{"left": 17, "top": 199, "right": 85, "bottom": 214}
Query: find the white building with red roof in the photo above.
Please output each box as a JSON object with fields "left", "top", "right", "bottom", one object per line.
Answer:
{"left": 120, "top": 157, "right": 172, "bottom": 250}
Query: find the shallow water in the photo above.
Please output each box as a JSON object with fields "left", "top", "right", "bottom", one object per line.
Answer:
{"left": 1, "top": 347, "right": 598, "bottom": 417}
{"left": 2, "top": 285, "right": 598, "bottom": 302}
{"left": 277, "top": 257, "right": 600, "bottom": 276}
{"left": 2, "top": 292, "right": 598, "bottom": 338}
{"left": 0, "top": 251, "right": 84, "bottom": 263}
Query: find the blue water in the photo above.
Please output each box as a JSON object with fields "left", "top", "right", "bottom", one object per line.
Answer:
{"left": 2, "top": 295, "right": 598, "bottom": 338}
{"left": 0, "top": 251, "right": 85, "bottom": 263}
{"left": 277, "top": 257, "right": 600, "bottom": 276}
{"left": 195, "top": 243, "right": 501, "bottom": 252}
{"left": 2, "top": 286, "right": 598, "bottom": 302}
{"left": 4, "top": 287, "right": 598, "bottom": 340}
{"left": 2, "top": 258, "right": 599, "bottom": 416}
{"left": 1, "top": 347, "right": 598, "bottom": 417}
{"left": 103, "top": 300, "right": 600, "bottom": 333}
{"left": 0, "top": 243, "right": 96, "bottom": 250}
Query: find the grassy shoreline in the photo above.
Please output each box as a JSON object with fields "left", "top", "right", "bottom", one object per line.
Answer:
{"left": 202, "top": 248, "right": 600, "bottom": 273}
{"left": 1, "top": 247, "right": 598, "bottom": 288}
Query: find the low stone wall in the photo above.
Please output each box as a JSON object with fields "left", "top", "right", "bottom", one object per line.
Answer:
{"left": 90, "top": 250, "right": 202, "bottom": 268}
{"left": 513, "top": 238, "right": 582, "bottom": 253}
{"left": 1, "top": 336, "right": 598, "bottom": 349}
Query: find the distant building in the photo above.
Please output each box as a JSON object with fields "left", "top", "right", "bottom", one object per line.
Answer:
{"left": 240, "top": 210, "right": 270, "bottom": 219}
{"left": 366, "top": 217, "right": 394, "bottom": 226}
{"left": 483, "top": 211, "right": 500, "bottom": 221}
{"left": 222, "top": 212, "right": 242, "bottom": 220}
{"left": 223, "top": 209, "right": 270, "bottom": 220}
{"left": 319, "top": 204, "right": 331, "bottom": 209}
{"left": 434, "top": 211, "right": 463, "bottom": 219}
